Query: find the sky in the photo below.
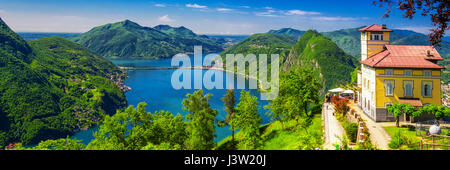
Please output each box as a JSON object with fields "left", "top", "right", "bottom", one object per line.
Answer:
{"left": 0, "top": 0, "right": 441, "bottom": 35}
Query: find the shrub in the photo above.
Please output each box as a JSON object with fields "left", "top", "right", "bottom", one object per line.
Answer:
{"left": 343, "top": 122, "right": 358, "bottom": 143}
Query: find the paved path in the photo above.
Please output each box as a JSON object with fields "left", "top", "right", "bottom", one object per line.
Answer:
{"left": 348, "top": 103, "right": 390, "bottom": 150}
{"left": 323, "top": 102, "right": 345, "bottom": 150}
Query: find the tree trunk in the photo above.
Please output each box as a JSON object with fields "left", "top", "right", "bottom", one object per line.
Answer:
{"left": 396, "top": 116, "right": 400, "bottom": 127}
{"left": 231, "top": 124, "right": 235, "bottom": 147}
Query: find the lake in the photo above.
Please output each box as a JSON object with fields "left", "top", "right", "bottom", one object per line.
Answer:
{"left": 71, "top": 55, "right": 271, "bottom": 144}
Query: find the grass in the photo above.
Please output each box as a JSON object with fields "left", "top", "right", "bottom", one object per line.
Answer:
{"left": 384, "top": 126, "right": 450, "bottom": 150}
{"left": 216, "top": 114, "right": 323, "bottom": 150}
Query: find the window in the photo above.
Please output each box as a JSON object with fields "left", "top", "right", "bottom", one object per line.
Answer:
{"left": 404, "top": 81, "right": 413, "bottom": 97}
{"left": 385, "top": 80, "right": 394, "bottom": 96}
{"left": 404, "top": 70, "right": 412, "bottom": 76}
{"left": 424, "top": 70, "right": 431, "bottom": 77}
{"left": 385, "top": 69, "right": 393, "bottom": 75}
{"left": 422, "top": 81, "right": 432, "bottom": 97}
{"left": 371, "top": 33, "right": 383, "bottom": 40}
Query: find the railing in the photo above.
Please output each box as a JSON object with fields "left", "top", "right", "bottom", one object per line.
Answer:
{"left": 420, "top": 135, "right": 450, "bottom": 150}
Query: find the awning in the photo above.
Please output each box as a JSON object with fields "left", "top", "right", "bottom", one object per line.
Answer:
{"left": 329, "top": 88, "right": 344, "bottom": 93}
{"left": 342, "top": 90, "right": 354, "bottom": 94}
{"left": 398, "top": 98, "right": 423, "bottom": 107}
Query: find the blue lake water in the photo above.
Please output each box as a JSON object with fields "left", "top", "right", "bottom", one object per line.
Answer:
{"left": 71, "top": 55, "right": 270, "bottom": 144}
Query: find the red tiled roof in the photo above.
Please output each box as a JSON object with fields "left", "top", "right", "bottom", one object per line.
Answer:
{"left": 360, "top": 45, "right": 444, "bottom": 69}
{"left": 358, "top": 24, "right": 393, "bottom": 32}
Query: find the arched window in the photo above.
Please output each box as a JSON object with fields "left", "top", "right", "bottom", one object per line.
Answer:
{"left": 385, "top": 80, "right": 394, "bottom": 96}
{"left": 422, "top": 81, "right": 432, "bottom": 97}
{"left": 404, "top": 81, "right": 413, "bottom": 97}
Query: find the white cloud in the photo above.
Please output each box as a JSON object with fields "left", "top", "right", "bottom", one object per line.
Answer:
{"left": 217, "top": 8, "right": 233, "bottom": 12}
{"left": 255, "top": 9, "right": 282, "bottom": 17}
{"left": 186, "top": 3, "right": 207, "bottom": 9}
{"left": 312, "top": 16, "right": 357, "bottom": 21}
{"left": 158, "top": 15, "right": 174, "bottom": 22}
{"left": 240, "top": 6, "right": 250, "bottom": 9}
{"left": 154, "top": 4, "right": 166, "bottom": 7}
{"left": 285, "top": 10, "right": 320, "bottom": 15}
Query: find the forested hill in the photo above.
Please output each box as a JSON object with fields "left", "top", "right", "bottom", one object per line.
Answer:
{"left": 219, "top": 33, "right": 296, "bottom": 57}
{"left": 71, "top": 20, "right": 224, "bottom": 59}
{"left": 268, "top": 28, "right": 305, "bottom": 40}
{"left": 0, "top": 18, "right": 126, "bottom": 146}
{"left": 282, "top": 30, "right": 356, "bottom": 90}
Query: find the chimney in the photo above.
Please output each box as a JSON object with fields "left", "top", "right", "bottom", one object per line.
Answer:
{"left": 382, "top": 24, "right": 387, "bottom": 29}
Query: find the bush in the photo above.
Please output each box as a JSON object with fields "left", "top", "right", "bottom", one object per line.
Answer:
{"left": 343, "top": 122, "right": 358, "bottom": 143}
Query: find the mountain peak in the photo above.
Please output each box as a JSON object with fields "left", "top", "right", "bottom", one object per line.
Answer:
{"left": 0, "top": 17, "right": 33, "bottom": 60}
{"left": 118, "top": 19, "right": 141, "bottom": 27}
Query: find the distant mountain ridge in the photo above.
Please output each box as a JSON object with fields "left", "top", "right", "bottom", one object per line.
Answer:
{"left": 269, "top": 27, "right": 450, "bottom": 59}
{"left": 268, "top": 28, "right": 305, "bottom": 40}
{"left": 0, "top": 18, "right": 126, "bottom": 146}
{"left": 70, "top": 20, "right": 224, "bottom": 59}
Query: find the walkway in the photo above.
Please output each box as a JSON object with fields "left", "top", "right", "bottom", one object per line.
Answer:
{"left": 348, "top": 102, "right": 390, "bottom": 150}
{"left": 322, "top": 102, "right": 345, "bottom": 150}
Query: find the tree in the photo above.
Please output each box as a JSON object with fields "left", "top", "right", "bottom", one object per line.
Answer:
{"left": 373, "top": 0, "right": 449, "bottom": 46}
{"left": 418, "top": 104, "right": 450, "bottom": 124}
{"left": 234, "top": 90, "right": 262, "bottom": 150}
{"left": 266, "top": 67, "right": 321, "bottom": 129}
{"left": 182, "top": 90, "right": 218, "bottom": 150}
{"left": 86, "top": 103, "right": 187, "bottom": 150}
{"left": 386, "top": 103, "right": 415, "bottom": 127}
{"left": 218, "top": 89, "right": 237, "bottom": 147}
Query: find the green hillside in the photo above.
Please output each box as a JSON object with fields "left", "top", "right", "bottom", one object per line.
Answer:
{"left": 71, "top": 20, "right": 224, "bottom": 59}
{"left": 220, "top": 33, "right": 296, "bottom": 57}
{"left": 322, "top": 27, "right": 450, "bottom": 60}
{"left": 283, "top": 30, "right": 356, "bottom": 89}
{"left": 0, "top": 18, "right": 126, "bottom": 146}
{"left": 268, "top": 28, "right": 305, "bottom": 40}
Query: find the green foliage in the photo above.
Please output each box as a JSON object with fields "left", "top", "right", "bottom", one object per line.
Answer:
{"left": 234, "top": 91, "right": 262, "bottom": 150}
{"left": 0, "top": 18, "right": 127, "bottom": 146}
{"left": 72, "top": 20, "right": 224, "bottom": 59}
{"left": 268, "top": 28, "right": 305, "bottom": 40}
{"left": 266, "top": 67, "right": 321, "bottom": 127}
{"left": 86, "top": 103, "right": 187, "bottom": 150}
{"left": 220, "top": 33, "right": 296, "bottom": 58}
{"left": 182, "top": 90, "right": 218, "bottom": 150}
{"left": 217, "top": 115, "right": 324, "bottom": 150}
{"left": 217, "top": 89, "right": 237, "bottom": 146}
{"left": 419, "top": 104, "right": 450, "bottom": 120}
{"left": 282, "top": 30, "right": 356, "bottom": 90}
{"left": 387, "top": 130, "right": 419, "bottom": 150}
{"left": 387, "top": 103, "right": 415, "bottom": 127}
{"left": 350, "top": 66, "right": 359, "bottom": 85}
{"left": 141, "top": 142, "right": 182, "bottom": 150}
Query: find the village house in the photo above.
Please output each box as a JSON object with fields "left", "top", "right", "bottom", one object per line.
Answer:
{"left": 357, "top": 24, "right": 443, "bottom": 122}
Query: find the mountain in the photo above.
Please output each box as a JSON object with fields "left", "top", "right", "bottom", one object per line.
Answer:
{"left": 268, "top": 28, "right": 305, "bottom": 40}
{"left": 71, "top": 20, "right": 224, "bottom": 59}
{"left": 0, "top": 18, "right": 126, "bottom": 146}
{"left": 154, "top": 25, "right": 197, "bottom": 38}
{"left": 282, "top": 30, "right": 356, "bottom": 89}
{"left": 322, "top": 27, "right": 450, "bottom": 59}
{"left": 219, "top": 33, "right": 296, "bottom": 57}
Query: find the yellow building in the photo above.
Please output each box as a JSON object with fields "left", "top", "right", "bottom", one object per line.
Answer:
{"left": 357, "top": 24, "right": 443, "bottom": 122}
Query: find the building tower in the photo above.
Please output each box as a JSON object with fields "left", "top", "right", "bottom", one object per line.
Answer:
{"left": 359, "top": 24, "right": 392, "bottom": 61}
